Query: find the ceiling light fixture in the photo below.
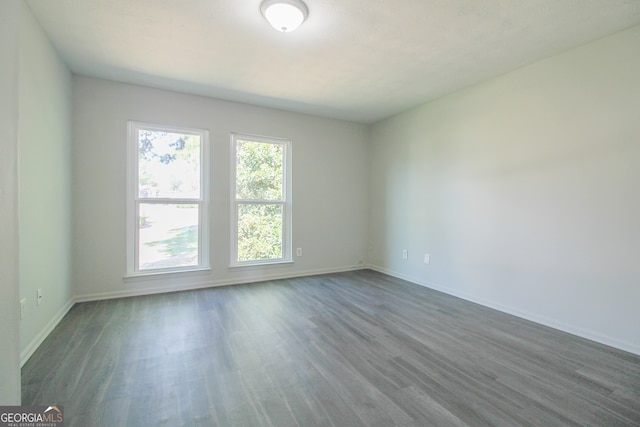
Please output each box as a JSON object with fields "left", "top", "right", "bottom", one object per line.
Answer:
{"left": 260, "top": 0, "right": 308, "bottom": 33}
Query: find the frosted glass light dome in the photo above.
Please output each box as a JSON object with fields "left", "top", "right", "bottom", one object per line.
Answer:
{"left": 261, "top": 0, "right": 308, "bottom": 32}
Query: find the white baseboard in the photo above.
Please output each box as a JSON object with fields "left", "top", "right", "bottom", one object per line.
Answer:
{"left": 75, "top": 265, "right": 365, "bottom": 303}
{"left": 367, "top": 264, "right": 640, "bottom": 357}
{"left": 20, "top": 298, "right": 75, "bottom": 367}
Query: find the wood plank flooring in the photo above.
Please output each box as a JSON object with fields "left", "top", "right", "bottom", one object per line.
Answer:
{"left": 22, "top": 270, "right": 640, "bottom": 426}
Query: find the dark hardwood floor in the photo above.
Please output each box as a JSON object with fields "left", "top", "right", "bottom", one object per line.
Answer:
{"left": 22, "top": 270, "right": 640, "bottom": 426}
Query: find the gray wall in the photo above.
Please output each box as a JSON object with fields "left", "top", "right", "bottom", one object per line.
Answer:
{"left": 369, "top": 26, "right": 640, "bottom": 354}
{"left": 0, "top": 0, "right": 22, "bottom": 405}
{"left": 18, "top": 0, "right": 74, "bottom": 364}
{"left": 72, "top": 77, "right": 369, "bottom": 300}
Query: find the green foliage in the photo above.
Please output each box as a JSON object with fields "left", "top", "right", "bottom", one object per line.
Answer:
{"left": 236, "top": 141, "right": 283, "bottom": 200}
{"left": 237, "top": 204, "right": 282, "bottom": 261}
{"left": 235, "top": 140, "right": 285, "bottom": 261}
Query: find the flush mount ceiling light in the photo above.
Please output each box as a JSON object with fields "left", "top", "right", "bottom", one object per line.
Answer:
{"left": 260, "top": 0, "right": 308, "bottom": 33}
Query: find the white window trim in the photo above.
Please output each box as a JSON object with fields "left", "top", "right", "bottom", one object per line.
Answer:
{"left": 230, "top": 133, "right": 292, "bottom": 268}
{"left": 126, "top": 121, "right": 210, "bottom": 277}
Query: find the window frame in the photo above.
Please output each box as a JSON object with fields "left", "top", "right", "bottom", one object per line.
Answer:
{"left": 230, "top": 133, "right": 292, "bottom": 267}
{"left": 126, "top": 121, "right": 210, "bottom": 277}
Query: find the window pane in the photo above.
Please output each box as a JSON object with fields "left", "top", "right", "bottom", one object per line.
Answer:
{"left": 237, "top": 203, "right": 283, "bottom": 261}
{"left": 236, "top": 140, "right": 283, "bottom": 200}
{"left": 138, "top": 203, "right": 199, "bottom": 270}
{"left": 138, "top": 130, "right": 201, "bottom": 199}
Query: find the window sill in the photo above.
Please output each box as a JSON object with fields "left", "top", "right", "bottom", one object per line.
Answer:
{"left": 228, "top": 260, "right": 294, "bottom": 270}
{"left": 124, "top": 267, "right": 211, "bottom": 282}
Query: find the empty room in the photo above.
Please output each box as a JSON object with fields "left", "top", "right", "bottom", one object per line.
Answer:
{"left": 1, "top": 0, "right": 639, "bottom": 425}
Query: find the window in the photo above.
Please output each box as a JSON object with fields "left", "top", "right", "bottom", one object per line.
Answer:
{"left": 231, "top": 133, "right": 292, "bottom": 266}
{"left": 127, "top": 122, "right": 209, "bottom": 275}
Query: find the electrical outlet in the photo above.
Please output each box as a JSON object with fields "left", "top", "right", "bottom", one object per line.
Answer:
{"left": 37, "top": 288, "right": 43, "bottom": 306}
{"left": 424, "top": 254, "right": 430, "bottom": 264}
{"left": 20, "top": 299, "right": 26, "bottom": 319}
{"left": 402, "top": 249, "right": 408, "bottom": 259}
{"left": 296, "top": 248, "right": 302, "bottom": 257}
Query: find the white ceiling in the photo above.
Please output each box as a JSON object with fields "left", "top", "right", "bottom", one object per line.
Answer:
{"left": 25, "top": 0, "right": 640, "bottom": 123}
